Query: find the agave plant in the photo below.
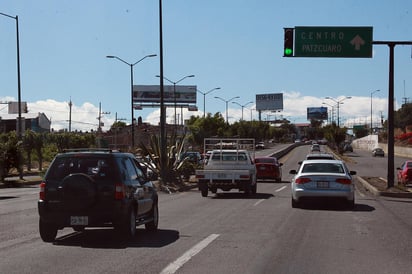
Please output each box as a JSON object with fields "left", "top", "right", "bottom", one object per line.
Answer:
{"left": 137, "top": 132, "right": 189, "bottom": 186}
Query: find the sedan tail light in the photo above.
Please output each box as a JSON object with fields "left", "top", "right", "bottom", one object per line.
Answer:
{"left": 114, "top": 183, "right": 125, "bottom": 200}
{"left": 336, "top": 178, "right": 352, "bottom": 185}
{"left": 295, "top": 177, "right": 311, "bottom": 184}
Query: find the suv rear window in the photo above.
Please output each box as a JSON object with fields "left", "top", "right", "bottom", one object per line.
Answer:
{"left": 47, "top": 156, "right": 115, "bottom": 180}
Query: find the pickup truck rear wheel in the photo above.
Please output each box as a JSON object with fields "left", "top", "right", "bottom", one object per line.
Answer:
{"left": 251, "top": 183, "right": 257, "bottom": 194}
{"left": 201, "top": 188, "right": 208, "bottom": 197}
{"left": 244, "top": 181, "right": 252, "bottom": 196}
{"left": 199, "top": 183, "right": 208, "bottom": 197}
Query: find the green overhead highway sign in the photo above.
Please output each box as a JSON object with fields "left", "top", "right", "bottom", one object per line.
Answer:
{"left": 294, "top": 26, "right": 373, "bottom": 58}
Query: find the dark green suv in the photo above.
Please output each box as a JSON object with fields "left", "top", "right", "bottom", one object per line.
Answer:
{"left": 38, "top": 149, "right": 158, "bottom": 242}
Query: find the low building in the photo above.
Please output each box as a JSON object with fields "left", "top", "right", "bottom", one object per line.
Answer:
{"left": 0, "top": 112, "right": 51, "bottom": 133}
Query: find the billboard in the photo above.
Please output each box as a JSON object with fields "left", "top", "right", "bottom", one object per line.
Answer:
{"left": 307, "top": 107, "right": 328, "bottom": 120}
{"left": 8, "top": 102, "right": 28, "bottom": 114}
{"left": 255, "top": 93, "right": 283, "bottom": 111}
{"left": 133, "top": 85, "right": 197, "bottom": 104}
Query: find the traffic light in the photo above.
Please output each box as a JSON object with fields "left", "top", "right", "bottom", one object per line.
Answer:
{"left": 283, "top": 28, "right": 294, "bottom": 57}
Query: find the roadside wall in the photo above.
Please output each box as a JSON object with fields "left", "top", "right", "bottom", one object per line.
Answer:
{"left": 352, "top": 134, "right": 412, "bottom": 158}
{"left": 351, "top": 135, "right": 378, "bottom": 150}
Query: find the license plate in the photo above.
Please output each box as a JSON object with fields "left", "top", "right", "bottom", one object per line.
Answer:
{"left": 217, "top": 173, "right": 226, "bottom": 179}
{"left": 259, "top": 167, "right": 266, "bottom": 170}
{"left": 70, "top": 216, "right": 88, "bottom": 225}
{"left": 317, "top": 181, "right": 329, "bottom": 188}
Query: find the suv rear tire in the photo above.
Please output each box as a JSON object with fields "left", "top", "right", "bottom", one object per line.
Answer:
{"left": 120, "top": 208, "right": 136, "bottom": 238}
{"left": 39, "top": 219, "right": 58, "bottom": 242}
{"left": 145, "top": 202, "right": 159, "bottom": 231}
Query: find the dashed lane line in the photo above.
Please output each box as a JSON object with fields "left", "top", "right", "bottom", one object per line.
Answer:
{"left": 275, "top": 185, "right": 287, "bottom": 192}
{"left": 254, "top": 199, "right": 265, "bottom": 206}
{"left": 160, "top": 234, "right": 220, "bottom": 274}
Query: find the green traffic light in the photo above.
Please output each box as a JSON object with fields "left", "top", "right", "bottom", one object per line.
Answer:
{"left": 285, "top": 48, "right": 293, "bottom": 56}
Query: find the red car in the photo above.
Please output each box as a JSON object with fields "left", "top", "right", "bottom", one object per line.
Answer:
{"left": 255, "top": 156, "right": 283, "bottom": 183}
{"left": 397, "top": 160, "right": 412, "bottom": 185}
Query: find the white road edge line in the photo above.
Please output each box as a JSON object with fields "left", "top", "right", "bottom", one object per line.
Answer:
{"left": 160, "top": 233, "right": 220, "bottom": 274}
{"left": 275, "top": 186, "right": 287, "bottom": 192}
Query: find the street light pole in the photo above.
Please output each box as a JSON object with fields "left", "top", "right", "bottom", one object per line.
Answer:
{"left": 106, "top": 54, "right": 156, "bottom": 148}
{"left": 196, "top": 87, "right": 221, "bottom": 118}
{"left": 370, "top": 89, "right": 380, "bottom": 134}
{"left": 214, "top": 96, "right": 240, "bottom": 124}
{"left": 322, "top": 102, "right": 335, "bottom": 124}
{"left": 1, "top": 12, "right": 23, "bottom": 178}
{"left": 325, "top": 96, "right": 352, "bottom": 127}
{"left": 157, "top": 75, "right": 195, "bottom": 126}
{"left": 232, "top": 101, "right": 253, "bottom": 121}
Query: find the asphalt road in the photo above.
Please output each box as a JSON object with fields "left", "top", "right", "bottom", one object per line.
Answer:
{"left": 1, "top": 144, "right": 411, "bottom": 273}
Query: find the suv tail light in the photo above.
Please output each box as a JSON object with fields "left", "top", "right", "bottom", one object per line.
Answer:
{"left": 336, "top": 178, "right": 352, "bottom": 185}
{"left": 39, "top": 181, "right": 46, "bottom": 200}
{"left": 295, "top": 177, "right": 311, "bottom": 184}
{"left": 114, "top": 183, "right": 125, "bottom": 200}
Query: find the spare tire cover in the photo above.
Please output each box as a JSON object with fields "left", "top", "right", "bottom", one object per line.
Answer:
{"left": 62, "top": 173, "right": 96, "bottom": 211}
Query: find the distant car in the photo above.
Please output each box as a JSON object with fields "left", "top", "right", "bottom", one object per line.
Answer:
{"left": 310, "top": 144, "right": 321, "bottom": 152}
{"left": 397, "top": 160, "right": 412, "bottom": 185}
{"left": 180, "top": 151, "right": 202, "bottom": 164}
{"left": 289, "top": 159, "right": 356, "bottom": 209}
{"left": 255, "top": 156, "right": 283, "bottom": 183}
{"left": 255, "top": 142, "right": 265, "bottom": 149}
{"left": 305, "top": 153, "right": 335, "bottom": 161}
{"left": 136, "top": 156, "right": 158, "bottom": 180}
{"left": 372, "top": 148, "right": 385, "bottom": 157}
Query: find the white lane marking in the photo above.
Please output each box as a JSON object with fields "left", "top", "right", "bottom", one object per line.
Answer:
{"left": 254, "top": 199, "right": 265, "bottom": 206}
{"left": 160, "top": 234, "right": 220, "bottom": 274}
{"left": 275, "top": 186, "right": 287, "bottom": 192}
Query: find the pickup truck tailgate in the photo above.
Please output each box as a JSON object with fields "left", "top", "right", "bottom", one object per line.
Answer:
{"left": 196, "top": 169, "right": 251, "bottom": 182}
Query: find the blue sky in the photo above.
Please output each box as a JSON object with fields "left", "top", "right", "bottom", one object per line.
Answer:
{"left": 1, "top": 0, "right": 411, "bottom": 131}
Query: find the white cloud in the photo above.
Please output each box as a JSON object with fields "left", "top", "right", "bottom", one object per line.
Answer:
{"left": 1, "top": 92, "right": 391, "bottom": 132}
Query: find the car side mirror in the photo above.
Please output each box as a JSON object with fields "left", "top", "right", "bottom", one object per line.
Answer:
{"left": 289, "top": 170, "right": 297, "bottom": 174}
{"left": 350, "top": 171, "right": 357, "bottom": 175}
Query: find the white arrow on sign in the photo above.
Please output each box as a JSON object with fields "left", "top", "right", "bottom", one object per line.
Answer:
{"left": 350, "top": 35, "right": 365, "bottom": 50}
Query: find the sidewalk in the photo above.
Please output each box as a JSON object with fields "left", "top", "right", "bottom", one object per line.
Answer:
{"left": 357, "top": 176, "right": 412, "bottom": 198}
{"left": 1, "top": 174, "right": 43, "bottom": 188}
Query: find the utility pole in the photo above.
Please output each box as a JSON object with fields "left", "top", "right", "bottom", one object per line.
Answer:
{"left": 97, "top": 102, "right": 110, "bottom": 133}
{"left": 68, "top": 98, "right": 72, "bottom": 132}
{"left": 114, "top": 112, "right": 126, "bottom": 150}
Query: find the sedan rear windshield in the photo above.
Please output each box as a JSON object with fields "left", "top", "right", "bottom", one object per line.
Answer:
{"left": 255, "top": 158, "right": 277, "bottom": 164}
{"left": 302, "top": 163, "right": 344, "bottom": 174}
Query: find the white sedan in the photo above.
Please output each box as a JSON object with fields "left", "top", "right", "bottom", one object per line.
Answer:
{"left": 289, "top": 159, "right": 356, "bottom": 209}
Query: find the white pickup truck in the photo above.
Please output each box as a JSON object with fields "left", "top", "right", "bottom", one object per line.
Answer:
{"left": 195, "top": 138, "right": 257, "bottom": 197}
